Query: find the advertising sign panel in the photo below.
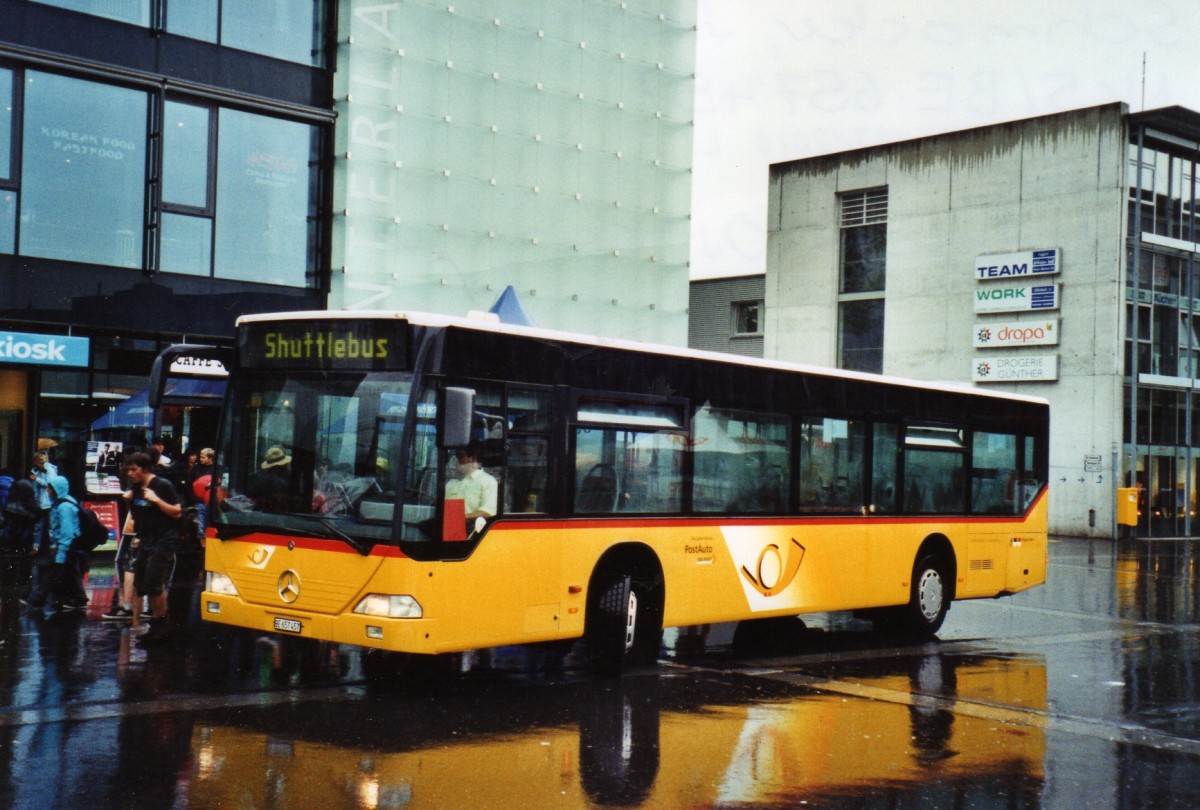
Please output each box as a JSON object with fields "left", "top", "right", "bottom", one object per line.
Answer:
{"left": 972, "top": 354, "right": 1058, "bottom": 382}
{"left": 973, "top": 283, "right": 1059, "bottom": 314}
{"left": 973, "top": 319, "right": 1059, "bottom": 348}
{"left": 0, "top": 330, "right": 89, "bottom": 368}
{"left": 975, "top": 249, "right": 1060, "bottom": 281}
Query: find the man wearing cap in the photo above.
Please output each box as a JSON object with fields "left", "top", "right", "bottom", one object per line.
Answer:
{"left": 247, "top": 446, "right": 292, "bottom": 512}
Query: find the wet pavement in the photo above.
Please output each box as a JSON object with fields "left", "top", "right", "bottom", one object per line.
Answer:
{"left": 3, "top": 536, "right": 1200, "bottom": 808}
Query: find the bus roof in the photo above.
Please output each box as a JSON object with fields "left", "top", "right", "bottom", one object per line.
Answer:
{"left": 236, "top": 309, "right": 1048, "bottom": 407}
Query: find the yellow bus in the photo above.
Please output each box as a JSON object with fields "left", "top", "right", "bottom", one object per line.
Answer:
{"left": 188, "top": 311, "right": 1048, "bottom": 676}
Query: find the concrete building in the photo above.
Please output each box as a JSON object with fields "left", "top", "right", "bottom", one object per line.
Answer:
{"left": 767, "top": 102, "right": 1200, "bottom": 538}
{"left": 0, "top": 0, "right": 696, "bottom": 495}
{"left": 688, "top": 274, "right": 764, "bottom": 357}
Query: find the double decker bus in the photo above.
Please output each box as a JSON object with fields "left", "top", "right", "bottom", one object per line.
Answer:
{"left": 192, "top": 310, "right": 1048, "bottom": 676}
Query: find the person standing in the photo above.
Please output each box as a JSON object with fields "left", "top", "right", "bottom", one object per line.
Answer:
{"left": 30, "top": 451, "right": 57, "bottom": 547}
{"left": 44, "top": 474, "right": 87, "bottom": 616}
{"left": 121, "top": 452, "right": 182, "bottom": 646}
{"left": 24, "top": 452, "right": 58, "bottom": 611}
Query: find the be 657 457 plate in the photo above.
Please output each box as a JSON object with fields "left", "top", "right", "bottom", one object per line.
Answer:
{"left": 274, "top": 617, "right": 302, "bottom": 634}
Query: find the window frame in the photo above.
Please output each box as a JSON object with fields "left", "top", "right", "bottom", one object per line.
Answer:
{"left": 837, "top": 188, "right": 888, "bottom": 373}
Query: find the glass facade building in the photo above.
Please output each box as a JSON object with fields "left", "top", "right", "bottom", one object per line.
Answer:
{"left": 333, "top": 1, "right": 695, "bottom": 343}
{"left": 1125, "top": 111, "right": 1200, "bottom": 537}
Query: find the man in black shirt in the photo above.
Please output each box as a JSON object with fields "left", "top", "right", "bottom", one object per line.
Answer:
{"left": 122, "top": 451, "right": 182, "bottom": 646}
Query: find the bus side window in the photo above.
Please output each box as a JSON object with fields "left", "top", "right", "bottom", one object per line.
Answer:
{"left": 692, "top": 403, "right": 790, "bottom": 514}
{"left": 798, "top": 417, "right": 865, "bottom": 513}
{"left": 506, "top": 387, "right": 553, "bottom": 513}
{"left": 970, "top": 431, "right": 1019, "bottom": 514}
{"left": 903, "top": 426, "right": 966, "bottom": 514}
{"left": 872, "top": 423, "right": 899, "bottom": 513}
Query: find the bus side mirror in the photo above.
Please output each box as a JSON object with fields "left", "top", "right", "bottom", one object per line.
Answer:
{"left": 444, "top": 387, "right": 475, "bottom": 448}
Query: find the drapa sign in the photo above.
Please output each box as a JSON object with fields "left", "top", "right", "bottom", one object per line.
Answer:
{"left": 974, "top": 319, "right": 1059, "bottom": 348}
{"left": 975, "top": 249, "right": 1060, "bottom": 281}
{"left": 972, "top": 354, "right": 1058, "bottom": 383}
{"left": 974, "top": 283, "right": 1059, "bottom": 314}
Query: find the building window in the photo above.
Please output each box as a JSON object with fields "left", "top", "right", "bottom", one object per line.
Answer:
{"left": 21, "top": 71, "right": 147, "bottom": 268}
{"left": 732, "top": 300, "right": 763, "bottom": 335}
{"left": 33, "top": 0, "right": 326, "bottom": 67}
{"left": 214, "top": 109, "right": 317, "bottom": 287}
{"left": 838, "top": 188, "right": 887, "bottom": 373}
{"left": 839, "top": 299, "right": 885, "bottom": 374}
{"left": 2, "top": 67, "right": 324, "bottom": 287}
{"left": 0, "top": 68, "right": 14, "bottom": 254}
{"left": 1127, "top": 141, "right": 1199, "bottom": 242}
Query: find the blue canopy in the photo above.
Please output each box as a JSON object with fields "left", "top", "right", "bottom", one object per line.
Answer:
{"left": 91, "top": 389, "right": 153, "bottom": 430}
{"left": 90, "top": 379, "right": 225, "bottom": 430}
{"left": 488, "top": 285, "right": 536, "bottom": 326}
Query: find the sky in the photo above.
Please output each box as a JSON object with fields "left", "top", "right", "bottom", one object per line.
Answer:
{"left": 689, "top": 0, "right": 1200, "bottom": 279}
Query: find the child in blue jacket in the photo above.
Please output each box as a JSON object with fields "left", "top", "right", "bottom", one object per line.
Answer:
{"left": 44, "top": 474, "right": 87, "bottom": 615}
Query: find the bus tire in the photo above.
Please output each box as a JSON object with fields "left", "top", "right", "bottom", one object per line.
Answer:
{"left": 590, "top": 574, "right": 638, "bottom": 677}
{"left": 901, "top": 554, "right": 951, "bottom": 637}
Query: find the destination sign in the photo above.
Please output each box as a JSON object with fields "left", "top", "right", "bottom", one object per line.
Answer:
{"left": 239, "top": 321, "right": 408, "bottom": 370}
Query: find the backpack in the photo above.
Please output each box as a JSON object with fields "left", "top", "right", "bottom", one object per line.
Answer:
{"left": 73, "top": 503, "right": 110, "bottom": 553}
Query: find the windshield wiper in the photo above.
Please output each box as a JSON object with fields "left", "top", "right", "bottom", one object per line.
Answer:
{"left": 217, "top": 514, "right": 374, "bottom": 556}
{"left": 314, "top": 516, "right": 373, "bottom": 556}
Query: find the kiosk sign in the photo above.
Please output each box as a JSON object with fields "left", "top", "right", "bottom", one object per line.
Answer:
{"left": 0, "top": 330, "right": 89, "bottom": 368}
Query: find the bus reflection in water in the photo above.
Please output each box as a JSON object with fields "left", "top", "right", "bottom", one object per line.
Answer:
{"left": 188, "top": 655, "right": 1046, "bottom": 807}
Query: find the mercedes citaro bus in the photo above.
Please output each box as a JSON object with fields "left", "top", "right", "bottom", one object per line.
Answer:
{"left": 177, "top": 310, "right": 1048, "bottom": 677}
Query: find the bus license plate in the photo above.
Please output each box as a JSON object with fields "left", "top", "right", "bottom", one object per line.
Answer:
{"left": 274, "top": 617, "right": 302, "bottom": 634}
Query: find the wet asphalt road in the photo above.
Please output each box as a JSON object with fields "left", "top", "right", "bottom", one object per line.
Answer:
{"left": 3, "top": 535, "right": 1200, "bottom": 808}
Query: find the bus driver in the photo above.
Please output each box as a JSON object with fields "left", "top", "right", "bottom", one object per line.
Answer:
{"left": 445, "top": 442, "right": 498, "bottom": 522}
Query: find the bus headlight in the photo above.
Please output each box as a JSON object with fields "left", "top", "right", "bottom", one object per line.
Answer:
{"left": 206, "top": 571, "right": 239, "bottom": 597}
{"left": 353, "top": 594, "right": 423, "bottom": 619}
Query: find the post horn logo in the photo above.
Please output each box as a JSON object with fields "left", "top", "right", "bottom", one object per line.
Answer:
{"left": 277, "top": 570, "right": 301, "bottom": 604}
{"left": 741, "top": 538, "right": 806, "bottom": 597}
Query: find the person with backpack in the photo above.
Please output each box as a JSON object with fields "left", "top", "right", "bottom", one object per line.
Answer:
{"left": 122, "top": 452, "right": 182, "bottom": 646}
{"left": 43, "top": 473, "right": 88, "bottom": 616}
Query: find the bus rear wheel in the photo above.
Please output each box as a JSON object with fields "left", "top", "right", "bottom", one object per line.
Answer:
{"left": 590, "top": 574, "right": 640, "bottom": 677}
{"left": 900, "top": 554, "right": 950, "bottom": 638}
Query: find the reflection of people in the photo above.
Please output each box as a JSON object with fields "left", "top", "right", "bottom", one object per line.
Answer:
{"left": 248, "top": 446, "right": 292, "bottom": 512}
{"left": 445, "top": 442, "right": 498, "bottom": 520}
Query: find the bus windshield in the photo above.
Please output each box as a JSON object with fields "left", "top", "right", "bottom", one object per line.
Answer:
{"left": 214, "top": 370, "right": 434, "bottom": 548}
